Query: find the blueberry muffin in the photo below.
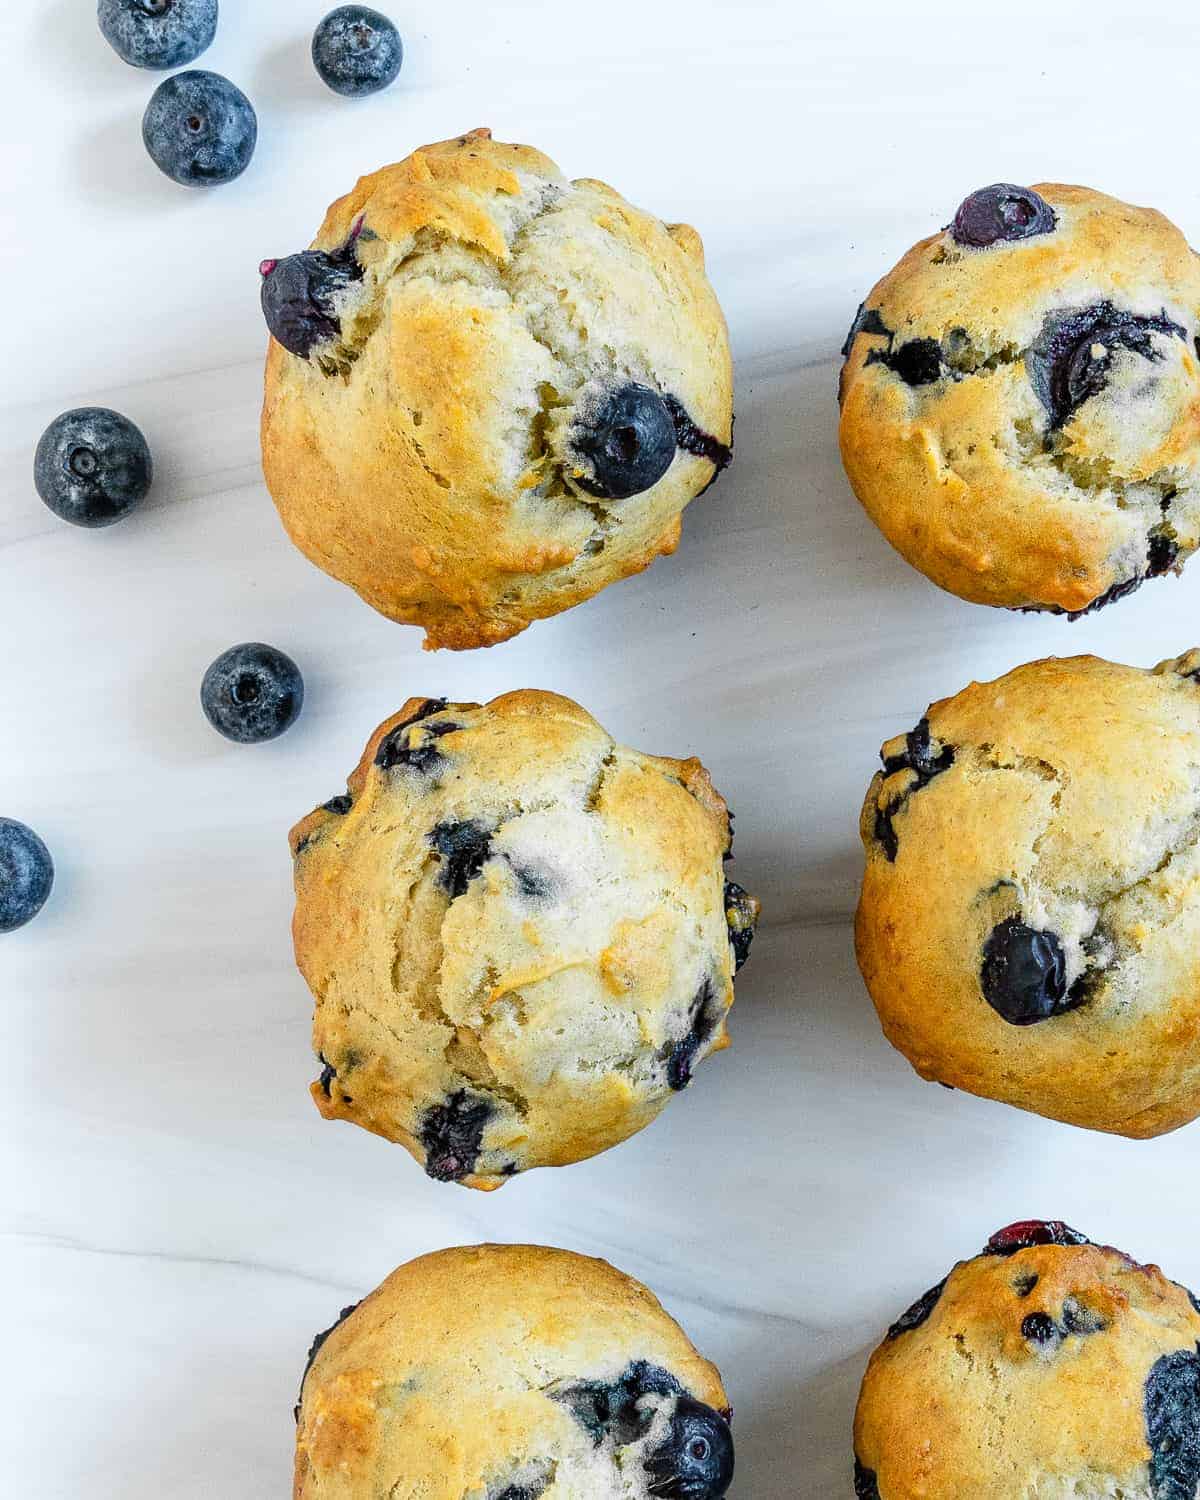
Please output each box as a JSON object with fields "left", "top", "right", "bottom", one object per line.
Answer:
{"left": 840, "top": 183, "right": 1200, "bottom": 615}
{"left": 854, "top": 1219, "right": 1200, "bottom": 1499}
{"left": 289, "top": 690, "right": 759, "bottom": 1187}
{"left": 856, "top": 651, "right": 1200, "bottom": 1137}
{"left": 260, "top": 128, "right": 733, "bottom": 650}
{"left": 294, "top": 1244, "right": 734, "bottom": 1499}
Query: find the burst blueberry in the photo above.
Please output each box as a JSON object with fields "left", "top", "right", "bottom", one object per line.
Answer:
{"left": 312, "top": 6, "right": 403, "bottom": 96}
{"left": 200, "top": 643, "right": 304, "bottom": 743}
{"left": 572, "top": 383, "right": 678, "bottom": 499}
{"left": 0, "top": 820, "right": 55, "bottom": 934}
{"left": 98, "top": 0, "right": 218, "bottom": 69}
{"left": 951, "top": 184, "right": 1057, "bottom": 248}
{"left": 260, "top": 222, "right": 365, "bottom": 359}
{"left": 142, "top": 69, "right": 256, "bottom": 186}
{"left": 1026, "top": 301, "right": 1185, "bottom": 428}
{"left": 34, "top": 407, "right": 152, "bottom": 528}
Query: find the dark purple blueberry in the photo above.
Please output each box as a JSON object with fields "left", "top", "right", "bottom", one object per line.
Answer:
{"left": 951, "top": 184, "right": 1057, "bottom": 249}
{"left": 723, "top": 881, "right": 759, "bottom": 973}
{"left": 0, "top": 819, "right": 55, "bottom": 934}
{"left": 317, "top": 1055, "right": 336, "bottom": 1096}
{"left": 98, "top": 0, "right": 217, "bottom": 70}
{"left": 1145, "top": 1344, "right": 1200, "bottom": 1500}
{"left": 260, "top": 221, "right": 365, "bottom": 359}
{"left": 985, "top": 1221, "right": 1091, "bottom": 1257}
{"left": 34, "top": 407, "right": 152, "bottom": 528}
{"left": 374, "top": 703, "right": 458, "bottom": 775}
{"left": 1026, "top": 301, "right": 1185, "bottom": 428}
{"left": 1021, "top": 1311, "right": 1060, "bottom": 1345}
{"left": 1148, "top": 531, "right": 1181, "bottom": 578}
{"left": 666, "top": 978, "right": 724, "bottom": 1091}
{"left": 419, "top": 1090, "right": 492, "bottom": 1182}
{"left": 980, "top": 918, "right": 1087, "bottom": 1026}
{"left": 321, "top": 794, "right": 353, "bottom": 815}
{"left": 294, "top": 1299, "right": 361, "bottom": 1420}
{"left": 142, "top": 69, "right": 256, "bottom": 187}
{"left": 874, "top": 718, "right": 955, "bottom": 863}
{"left": 662, "top": 394, "right": 734, "bottom": 473}
{"left": 842, "top": 304, "right": 892, "bottom": 360}
{"left": 887, "top": 1277, "right": 948, "bottom": 1340}
{"left": 643, "top": 1395, "right": 734, "bottom": 1499}
{"left": 554, "top": 1361, "right": 683, "bottom": 1444}
{"left": 312, "top": 6, "right": 403, "bottom": 97}
{"left": 572, "top": 383, "right": 678, "bottom": 499}
{"left": 867, "top": 337, "right": 944, "bottom": 388}
{"left": 854, "top": 1459, "right": 882, "bottom": 1500}
{"left": 427, "top": 821, "right": 494, "bottom": 898}
{"left": 200, "top": 643, "right": 304, "bottom": 744}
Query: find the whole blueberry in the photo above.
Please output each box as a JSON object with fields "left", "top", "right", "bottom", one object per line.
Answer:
{"left": 260, "top": 222, "right": 365, "bottom": 359}
{"left": 312, "top": 6, "right": 403, "bottom": 97}
{"left": 980, "top": 917, "right": 1077, "bottom": 1026}
{"left": 1021, "top": 1312, "right": 1060, "bottom": 1345}
{"left": 951, "top": 184, "right": 1057, "bottom": 248}
{"left": 142, "top": 70, "right": 256, "bottom": 187}
{"left": 201, "top": 643, "right": 304, "bottom": 743}
{"left": 34, "top": 407, "right": 152, "bottom": 528}
{"left": 0, "top": 820, "right": 54, "bottom": 934}
{"left": 98, "top": 0, "right": 218, "bottom": 70}
{"left": 572, "top": 383, "right": 678, "bottom": 500}
{"left": 643, "top": 1396, "right": 734, "bottom": 1499}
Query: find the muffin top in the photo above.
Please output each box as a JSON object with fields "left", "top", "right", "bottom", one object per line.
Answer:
{"left": 840, "top": 183, "right": 1200, "bottom": 614}
{"left": 856, "top": 651, "right": 1200, "bottom": 1137}
{"left": 261, "top": 129, "right": 733, "bottom": 649}
{"left": 854, "top": 1220, "right": 1200, "bottom": 1500}
{"left": 291, "top": 690, "right": 757, "bottom": 1187}
{"left": 294, "top": 1244, "right": 733, "bottom": 1500}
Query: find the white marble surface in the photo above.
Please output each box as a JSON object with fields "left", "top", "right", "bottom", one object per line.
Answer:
{"left": 5, "top": 2, "right": 1200, "bottom": 1495}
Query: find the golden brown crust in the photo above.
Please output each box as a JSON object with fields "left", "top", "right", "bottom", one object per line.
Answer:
{"left": 840, "top": 184, "right": 1200, "bottom": 613}
{"left": 856, "top": 651, "right": 1200, "bottom": 1136}
{"left": 261, "top": 131, "right": 733, "bottom": 649}
{"left": 290, "top": 690, "right": 753, "bottom": 1187}
{"left": 294, "top": 1244, "right": 728, "bottom": 1499}
{"left": 855, "top": 1236, "right": 1200, "bottom": 1499}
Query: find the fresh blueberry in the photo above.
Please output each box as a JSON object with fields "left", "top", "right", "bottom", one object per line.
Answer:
{"left": 1026, "top": 301, "right": 1185, "bottom": 428}
{"left": 985, "top": 1221, "right": 1091, "bottom": 1256}
{"left": 419, "top": 1090, "right": 493, "bottom": 1182}
{"left": 723, "top": 881, "right": 759, "bottom": 973}
{"left": 260, "top": 220, "right": 366, "bottom": 359}
{"left": 312, "top": 6, "right": 403, "bottom": 96}
{"left": 142, "top": 70, "right": 256, "bottom": 187}
{"left": 980, "top": 917, "right": 1090, "bottom": 1026}
{"left": 1021, "top": 1312, "right": 1060, "bottom": 1346}
{"left": 1145, "top": 1344, "right": 1200, "bottom": 1500}
{"left": 98, "top": 0, "right": 217, "bottom": 70}
{"left": 887, "top": 1277, "right": 948, "bottom": 1340}
{"left": 572, "top": 383, "right": 678, "bottom": 500}
{"left": 200, "top": 643, "right": 304, "bottom": 744}
{"left": 0, "top": 820, "right": 54, "bottom": 934}
{"left": 34, "top": 407, "right": 152, "bottom": 528}
{"left": 951, "top": 184, "right": 1057, "bottom": 248}
{"left": 643, "top": 1395, "right": 734, "bottom": 1499}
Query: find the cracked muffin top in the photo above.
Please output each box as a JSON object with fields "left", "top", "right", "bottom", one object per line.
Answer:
{"left": 260, "top": 129, "right": 733, "bottom": 650}
{"left": 839, "top": 183, "right": 1200, "bottom": 615}
{"left": 288, "top": 690, "right": 759, "bottom": 1188}
{"left": 855, "top": 651, "right": 1200, "bottom": 1137}
{"left": 294, "top": 1244, "right": 733, "bottom": 1500}
{"left": 854, "top": 1220, "right": 1200, "bottom": 1500}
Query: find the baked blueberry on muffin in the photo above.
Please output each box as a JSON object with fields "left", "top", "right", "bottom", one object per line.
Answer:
{"left": 854, "top": 1220, "right": 1200, "bottom": 1499}
{"left": 856, "top": 651, "right": 1200, "bottom": 1137}
{"left": 294, "top": 1245, "right": 734, "bottom": 1499}
{"left": 840, "top": 183, "right": 1200, "bottom": 615}
{"left": 260, "top": 128, "right": 733, "bottom": 649}
{"left": 289, "top": 690, "right": 759, "bottom": 1187}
